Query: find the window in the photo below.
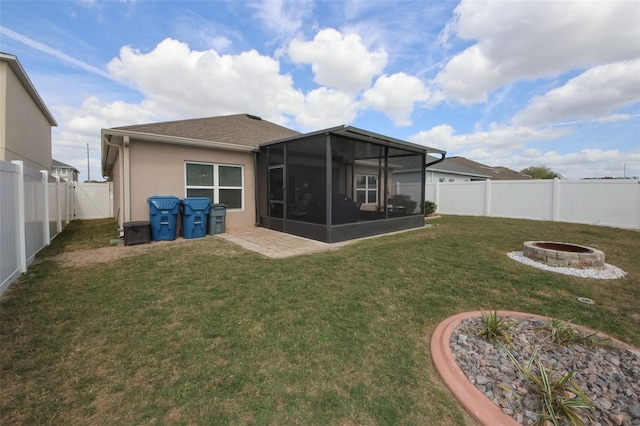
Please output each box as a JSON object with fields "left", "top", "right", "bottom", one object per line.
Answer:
{"left": 449, "top": 178, "right": 455, "bottom": 182}
{"left": 185, "top": 162, "right": 243, "bottom": 209}
{"left": 356, "top": 174, "right": 378, "bottom": 204}
{"left": 60, "top": 168, "right": 68, "bottom": 176}
{"left": 438, "top": 178, "right": 445, "bottom": 183}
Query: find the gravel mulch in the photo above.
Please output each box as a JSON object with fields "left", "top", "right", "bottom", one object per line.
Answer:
{"left": 451, "top": 316, "right": 640, "bottom": 425}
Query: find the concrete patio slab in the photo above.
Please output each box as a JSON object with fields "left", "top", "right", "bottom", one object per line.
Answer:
{"left": 216, "top": 227, "right": 349, "bottom": 258}
{"left": 217, "top": 224, "right": 432, "bottom": 259}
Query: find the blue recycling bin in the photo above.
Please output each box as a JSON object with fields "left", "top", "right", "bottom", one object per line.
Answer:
{"left": 148, "top": 196, "right": 180, "bottom": 241}
{"left": 181, "top": 197, "right": 211, "bottom": 239}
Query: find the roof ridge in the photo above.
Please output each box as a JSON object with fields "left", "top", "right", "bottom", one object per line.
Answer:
{"left": 112, "top": 113, "right": 255, "bottom": 130}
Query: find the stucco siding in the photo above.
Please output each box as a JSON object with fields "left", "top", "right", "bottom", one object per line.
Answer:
{"left": 128, "top": 140, "right": 256, "bottom": 231}
{"left": 0, "top": 62, "right": 52, "bottom": 171}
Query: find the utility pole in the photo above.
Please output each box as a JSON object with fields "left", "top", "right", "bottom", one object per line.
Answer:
{"left": 87, "top": 143, "right": 90, "bottom": 182}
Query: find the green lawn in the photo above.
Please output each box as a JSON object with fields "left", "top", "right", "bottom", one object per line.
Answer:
{"left": 1, "top": 216, "right": 638, "bottom": 425}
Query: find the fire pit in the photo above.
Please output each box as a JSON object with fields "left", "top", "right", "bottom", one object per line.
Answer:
{"left": 522, "top": 241, "right": 605, "bottom": 269}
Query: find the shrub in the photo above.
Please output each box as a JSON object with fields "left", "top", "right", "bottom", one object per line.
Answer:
{"left": 424, "top": 201, "right": 437, "bottom": 215}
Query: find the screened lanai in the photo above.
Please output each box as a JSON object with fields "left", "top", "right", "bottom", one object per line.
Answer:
{"left": 256, "top": 126, "right": 446, "bottom": 243}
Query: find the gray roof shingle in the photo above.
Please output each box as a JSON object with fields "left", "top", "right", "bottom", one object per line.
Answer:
{"left": 113, "top": 114, "right": 300, "bottom": 148}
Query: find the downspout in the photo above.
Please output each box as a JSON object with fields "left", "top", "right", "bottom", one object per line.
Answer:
{"left": 123, "top": 136, "right": 131, "bottom": 223}
{"left": 253, "top": 149, "right": 260, "bottom": 226}
{"left": 104, "top": 134, "right": 125, "bottom": 228}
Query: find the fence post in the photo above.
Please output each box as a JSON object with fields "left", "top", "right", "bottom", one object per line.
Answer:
{"left": 40, "top": 170, "right": 51, "bottom": 245}
{"left": 72, "top": 182, "right": 76, "bottom": 220}
{"left": 552, "top": 178, "right": 560, "bottom": 222}
{"left": 484, "top": 179, "right": 492, "bottom": 217}
{"left": 55, "top": 176, "right": 62, "bottom": 233}
{"left": 67, "top": 181, "right": 73, "bottom": 224}
{"left": 11, "top": 161, "right": 27, "bottom": 273}
{"left": 434, "top": 180, "right": 440, "bottom": 211}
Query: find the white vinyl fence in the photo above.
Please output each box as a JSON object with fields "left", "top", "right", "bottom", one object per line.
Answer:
{"left": 1, "top": 160, "right": 75, "bottom": 295}
{"left": 74, "top": 182, "right": 113, "bottom": 219}
{"left": 426, "top": 179, "right": 640, "bottom": 230}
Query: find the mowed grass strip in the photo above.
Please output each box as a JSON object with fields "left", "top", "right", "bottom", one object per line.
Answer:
{"left": 1, "top": 216, "right": 638, "bottom": 425}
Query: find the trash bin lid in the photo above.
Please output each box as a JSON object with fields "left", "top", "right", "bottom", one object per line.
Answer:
{"left": 148, "top": 196, "right": 180, "bottom": 210}
{"left": 212, "top": 203, "right": 227, "bottom": 210}
{"left": 182, "top": 197, "right": 211, "bottom": 210}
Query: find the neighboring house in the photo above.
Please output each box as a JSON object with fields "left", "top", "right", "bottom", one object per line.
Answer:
{"left": 51, "top": 159, "right": 80, "bottom": 182}
{"left": 101, "top": 114, "right": 445, "bottom": 243}
{"left": 0, "top": 52, "right": 57, "bottom": 171}
{"left": 424, "top": 156, "right": 492, "bottom": 183}
{"left": 435, "top": 157, "right": 532, "bottom": 181}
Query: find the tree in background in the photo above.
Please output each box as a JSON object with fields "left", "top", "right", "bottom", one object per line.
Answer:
{"left": 520, "top": 166, "right": 562, "bottom": 179}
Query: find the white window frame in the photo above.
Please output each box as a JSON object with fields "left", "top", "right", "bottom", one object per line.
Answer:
{"left": 356, "top": 174, "right": 378, "bottom": 205}
{"left": 185, "top": 162, "right": 244, "bottom": 211}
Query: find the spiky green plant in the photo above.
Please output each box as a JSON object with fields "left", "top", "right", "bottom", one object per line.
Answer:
{"left": 503, "top": 347, "right": 594, "bottom": 426}
{"left": 477, "top": 310, "right": 514, "bottom": 345}
{"left": 547, "top": 317, "right": 610, "bottom": 347}
{"left": 548, "top": 317, "right": 579, "bottom": 344}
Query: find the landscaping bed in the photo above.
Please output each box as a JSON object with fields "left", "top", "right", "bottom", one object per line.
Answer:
{"left": 452, "top": 314, "right": 640, "bottom": 425}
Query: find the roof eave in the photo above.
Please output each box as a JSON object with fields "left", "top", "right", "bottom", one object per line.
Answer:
{"left": 101, "top": 128, "right": 254, "bottom": 175}
{"left": 0, "top": 53, "right": 57, "bottom": 126}
{"left": 426, "top": 168, "right": 492, "bottom": 178}
{"left": 259, "top": 124, "right": 447, "bottom": 155}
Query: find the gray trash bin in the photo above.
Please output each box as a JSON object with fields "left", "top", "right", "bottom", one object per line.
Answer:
{"left": 208, "top": 203, "right": 227, "bottom": 235}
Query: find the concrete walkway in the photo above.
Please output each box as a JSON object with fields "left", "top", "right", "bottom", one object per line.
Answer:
{"left": 217, "top": 227, "right": 350, "bottom": 259}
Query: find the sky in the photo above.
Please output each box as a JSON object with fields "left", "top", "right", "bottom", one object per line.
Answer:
{"left": 1, "top": 0, "right": 639, "bottom": 180}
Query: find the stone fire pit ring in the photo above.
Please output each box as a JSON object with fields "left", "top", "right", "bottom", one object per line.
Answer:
{"left": 522, "top": 241, "right": 605, "bottom": 269}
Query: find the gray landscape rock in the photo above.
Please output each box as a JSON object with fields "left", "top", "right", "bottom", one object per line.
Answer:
{"left": 451, "top": 316, "right": 640, "bottom": 426}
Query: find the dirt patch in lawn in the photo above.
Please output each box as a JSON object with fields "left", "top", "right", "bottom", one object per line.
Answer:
{"left": 48, "top": 236, "right": 244, "bottom": 268}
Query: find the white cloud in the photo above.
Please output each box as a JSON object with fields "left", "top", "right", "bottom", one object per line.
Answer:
{"left": 295, "top": 87, "right": 358, "bottom": 130}
{"left": 597, "top": 114, "right": 634, "bottom": 124}
{"left": 434, "top": 0, "right": 640, "bottom": 104}
{"left": 410, "top": 122, "right": 639, "bottom": 179}
{"left": 503, "top": 148, "right": 640, "bottom": 179}
{"left": 362, "top": 73, "right": 430, "bottom": 126}
{"left": 107, "top": 38, "right": 304, "bottom": 124}
{"left": 288, "top": 28, "right": 388, "bottom": 94}
{"left": 249, "top": 0, "right": 314, "bottom": 40}
{"left": 172, "top": 11, "right": 233, "bottom": 51}
{"left": 409, "top": 122, "right": 571, "bottom": 155}
{"left": 52, "top": 96, "right": 158, "bottom": 180}
{"left": 55, "top": 96, "right": 157, "bottom": 135}
{"left": 512, "top": 59, "right": 640, "bottom": 127}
